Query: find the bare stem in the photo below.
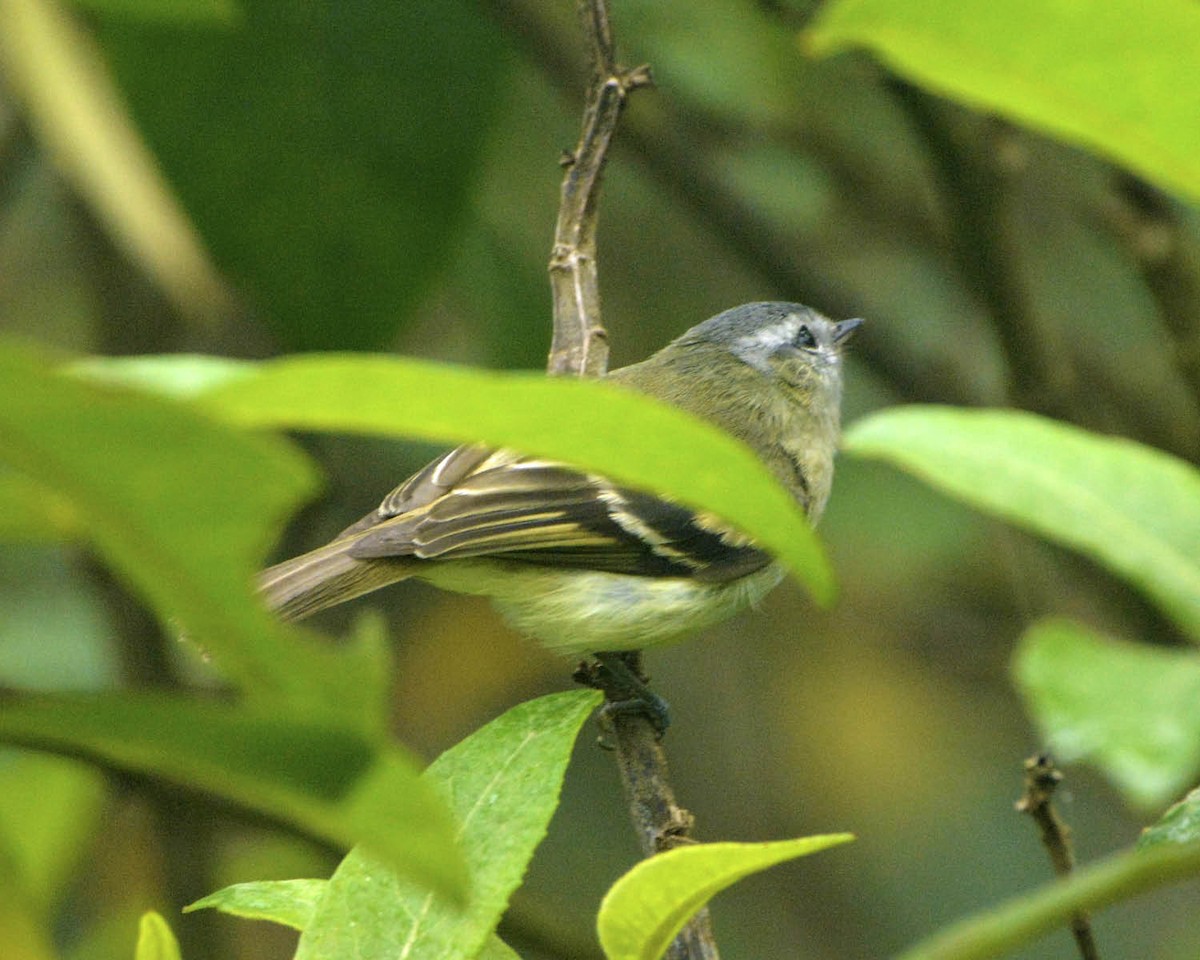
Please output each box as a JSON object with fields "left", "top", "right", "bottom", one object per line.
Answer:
{"left": 1016, "top": 754, "right": 1100, "bottom": 960}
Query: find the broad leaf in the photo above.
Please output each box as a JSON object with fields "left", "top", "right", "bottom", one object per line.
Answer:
{"left": 197, "top": 354, "right": 835, "bottom": 604}
{"left": 1013, "top": 620, "right": 1200, "bottom": 808}
{"left": 805, "top": 0, "right": 1200, "bottom": 202}
{"left": 598, "top": 835, "right": 853, "bottom": 960}
{"left": 0, "top": 472, "right": 75, "bottom": 543}
{"left": 296, "top": 690, "right": 600, "bottom": 960}
{"left": 71, "top": 354, "right": 255, "bottom": 399}
{"left": 0, "top": 344, "right": 386, "bottom": 725}
{"left": 186, "top": 877, "right": 521, "bottom": 958}
{"left": 0, "top": 694, "right": 467, "bottom": 902}
{"left": 844, "top": 407, "right": 1200, "bottom": 641}
{"left": 74, "top": 351, "right": 835, "bottom": 603}
{"left": 93, "top": 1, "right": 506, "bottom": 349}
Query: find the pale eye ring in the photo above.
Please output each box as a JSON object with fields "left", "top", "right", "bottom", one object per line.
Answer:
{"left": 794, "top": 325, "right": 817, "bottom": 349}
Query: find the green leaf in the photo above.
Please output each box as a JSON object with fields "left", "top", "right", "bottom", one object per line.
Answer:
{"left": 296, "top": 690, "right": 600, "bottom": 960}
{"left": 184, "top": 878, "right": 520, "bottom": 960}
{"left": 475, "top": 937, "right": 523, "bottom": 960}
{"left": 804, "top": 0, "right": 1200, "bottom": 202}
{"left": 196, "top": 354, "right": 834, "bottom": 604}
{"left": 844, "top": 407, "right": 1200, "bottom": 641}
{"left": 185, "top": 879, "right": 325, "bottom": 931}
{"left": 895, "top": 841, "right": 1200, "bottom": 960}
{"left": 1141, "top": 787, "right": 1200, "bottom": 849}
{"left": 135, "top": 912, "right": 181, "bottom": 960}
{"left": 70, "top": 354, "right": 255, "bottom": 399}
{"left": 597, "top": 835, "right": 854, "bottom": 960}
{"left": 1013, "top": 620, "right": 1200, "bottom": 808}
{"left": 0, "top": 472, "right": 76, "bottom": 543}
{"left": 0, "top": 694, "right": 467, "bottom": 902}
{"left": 93, "top": 1, "right": 506, "bottom": 349}
{"left": 0, "top": 343, "right": 390, "bottom": 724}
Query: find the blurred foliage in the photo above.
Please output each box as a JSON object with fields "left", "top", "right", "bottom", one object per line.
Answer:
{"left": 1, "top": 0, "right": 1199, "bottom": 959}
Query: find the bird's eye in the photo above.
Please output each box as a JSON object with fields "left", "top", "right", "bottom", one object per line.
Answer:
{"left": 794, "top": 325, "right": 817, "bottom": 349}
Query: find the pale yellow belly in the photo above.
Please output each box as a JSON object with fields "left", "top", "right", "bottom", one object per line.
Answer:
{"left": 422, "top": 559, "right": 785, "bottom": 656}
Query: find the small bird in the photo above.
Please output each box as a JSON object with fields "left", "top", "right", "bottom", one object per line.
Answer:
{"left": 259, "top": 302, "right": 860, "bottom": 657}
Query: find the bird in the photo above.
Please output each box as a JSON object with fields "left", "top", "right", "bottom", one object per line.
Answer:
{"left": 258, "top": 302, "right": 860, "bottom": 658}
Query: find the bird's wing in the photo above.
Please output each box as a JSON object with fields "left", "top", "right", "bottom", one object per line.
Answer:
{"left": 343, "top": 446, "right": 772, "bottom": 584}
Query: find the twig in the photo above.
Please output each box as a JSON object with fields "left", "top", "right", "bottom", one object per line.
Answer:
{"left": 547, "top": 3, "right": 719, "bottom": 958}
{"left": 546, "top": 0, "right": 650, "bottom": 378}
{"left": 1015, "top": 753, "right": 1100, "bottom": 960}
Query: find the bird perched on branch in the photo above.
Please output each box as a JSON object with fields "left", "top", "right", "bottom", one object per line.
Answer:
{"left": 259, "top": 302, "right": 860, "bottom": 656}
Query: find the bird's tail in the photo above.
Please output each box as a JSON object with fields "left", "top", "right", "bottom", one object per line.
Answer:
{"left": 257, "top": 536, "right": 414, "bottom": 622}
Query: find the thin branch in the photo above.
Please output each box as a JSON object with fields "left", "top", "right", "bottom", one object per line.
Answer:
{"left": 546, "top": 0, "right": 650, "bottom": 378}
{"left": 546, "top": 4, "right": 718, "bottom": 957}
{"left": 606, "top": 705, "right": 720, "bottom": 960}
{"left": 1015, "top": 753, "right": 1100, "bottom": 960}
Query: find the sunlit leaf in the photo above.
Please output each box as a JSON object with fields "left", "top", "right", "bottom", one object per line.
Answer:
{"left": 197, "top": 354, "right": 835, "bottom": 604}
{"left": 0, "top": 694, "right": 467, "bottom": 902}
{"left": 186, "top": 876, "right": 522, "bottom": 960}
{"left": 75, "top": 351, "right": 835, "bottom": 604}
{"left": 1014, "top": 619, "right": 1200, "bottom": 808}
{"left": 296, "top": 690, "right": 600, "bottom": 960}
{"left": 844, "top": 407, "right": 1200, "bottom": 641}
{"left": 805, "top": 0, "right": 1200, "bottom": 202}
{"left": 71, "top": 354, "right": 255, "bottom": 399}
{"left": 598, "top": 835, "right": 853, "bottom": 960}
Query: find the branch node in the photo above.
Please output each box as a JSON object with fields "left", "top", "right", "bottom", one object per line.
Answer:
{"left": 1016, "top": 753, "right": 1101, "bottom": 960}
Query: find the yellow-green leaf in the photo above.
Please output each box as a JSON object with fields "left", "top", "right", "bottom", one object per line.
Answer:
{"left": 196, "top": 354, "right": 835, "bottom": 605}
{"left": 844, "top": 407, "right": 1200, "bottom": 641}
{"left": 805, "top": 0, "right": 1200, "bottom": 202}
{"left": 1013, "top": 619, "right": 1200, "bottom": 809}
{"left": 134, "top": 912, "right": 181, "bottom": 960}
{"left": 0, "top": 694, "right": 467, "bottom": 903}
{"left": 598, "top": 835, "right": 853, "bottom": 960}
{"left": 186, "top": 879, "right": 325, "bottom": 931}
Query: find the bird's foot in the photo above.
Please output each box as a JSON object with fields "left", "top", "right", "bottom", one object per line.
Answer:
{"left": 575, "top": 650, "right": 671, "bottom": 740}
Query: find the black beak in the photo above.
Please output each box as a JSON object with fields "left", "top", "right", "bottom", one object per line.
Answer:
{"left": 834, "top": 318, "right": 864, "bottom": 344}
